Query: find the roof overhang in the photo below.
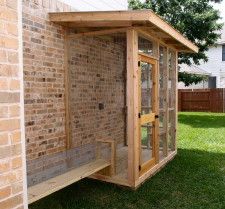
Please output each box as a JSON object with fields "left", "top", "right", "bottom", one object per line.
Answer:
{"left": 49, "top": 10, "right": 198, "bottom": 53}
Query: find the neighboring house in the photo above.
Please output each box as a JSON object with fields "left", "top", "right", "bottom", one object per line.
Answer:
{"left": 198, "top": 25, "right": 225, "bottom": 88}
{"left": 60, "top": 0, "right": 128, "bottom": 11}
{"left": 178, "top": 64, "right": 211, "bottom": 89}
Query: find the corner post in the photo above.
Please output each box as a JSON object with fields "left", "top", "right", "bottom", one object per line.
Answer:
{"left": 126, "top": 29, "right": 139, "bottom": 187}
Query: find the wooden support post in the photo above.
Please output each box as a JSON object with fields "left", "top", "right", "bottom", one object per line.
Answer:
{"left": 163, "top": 47, "right": 169, "bottom": 157}
{"left": 174, "top": 51, "right": 178, "bottom": 151}
{"left": 96, "top": 139, "right": 116, "bottom": 176}
{"left": 126, "top": 29, "right": 139, "bottom": 187}
{"left": 170, "top": 50, "right": 177, "bottom": 151}
{"left": 64, "top": 29, "right": 71, "bottom": 149}
{"left": 152, "top": 57, "right": 159, "bottom": 164}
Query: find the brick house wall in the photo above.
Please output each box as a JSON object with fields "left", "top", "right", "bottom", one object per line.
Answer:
{"left": 23, "top": 0, "right": 73, "bottom": 162}
{"left": 0, "top": 0, "right": 27, "bottom": 208}
{"left": 69, "top": 36, "right": 126, "bottom": 148}
{"left": 23, "top": 0, "right": 127, "bottom": 186}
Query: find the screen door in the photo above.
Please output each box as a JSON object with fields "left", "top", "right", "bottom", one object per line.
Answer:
{"left": 138, "top": 53, "right": 159, "bottom": 176}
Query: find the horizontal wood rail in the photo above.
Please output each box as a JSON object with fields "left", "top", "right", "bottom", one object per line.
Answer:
{"left": 28, "top": 159, "right": 110, "bottom": 204}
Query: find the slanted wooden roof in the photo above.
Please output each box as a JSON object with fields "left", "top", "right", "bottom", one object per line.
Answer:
{"left": 49, "top": 10, "right": 198, "bottom": 53}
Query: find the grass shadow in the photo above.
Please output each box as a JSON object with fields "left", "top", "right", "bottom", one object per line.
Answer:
{"left": 178, "top": 112, "right": 225, "bottom": 128}
{"left": 29, "top": 148, "right": 225, "bottom": 209}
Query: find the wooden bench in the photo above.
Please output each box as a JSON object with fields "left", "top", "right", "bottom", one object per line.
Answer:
{"left": 28, "top": 159, "right": 110, "bottom": 204}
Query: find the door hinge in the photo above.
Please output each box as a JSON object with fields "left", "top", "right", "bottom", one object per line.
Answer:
{"left": 138, "top": 61, "right": 141, "bottom": 67}
{"left": 139, "top": 165, "right": 141, "bottom": 171}
{"left": 138, "top": 113, "right": 141, "bottom": 118}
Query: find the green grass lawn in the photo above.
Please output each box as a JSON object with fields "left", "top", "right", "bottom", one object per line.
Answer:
{"left": 30, "top": 112, "right": 225, "bottom": 209}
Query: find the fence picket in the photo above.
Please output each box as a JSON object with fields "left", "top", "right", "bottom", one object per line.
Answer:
{"left": 178, "top": 88, "right": 225, "bottom": 113}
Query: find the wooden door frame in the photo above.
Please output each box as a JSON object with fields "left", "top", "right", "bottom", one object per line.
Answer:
{"left": 138, "top": 53, "right": 159, "bottom": 176}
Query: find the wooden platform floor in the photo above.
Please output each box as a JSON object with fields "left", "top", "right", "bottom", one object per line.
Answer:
{"left": 115, "top": 146, "right": 173, "bottom": 180}
{"left": 28, "top": 159, "right": 110, "bottom": 204}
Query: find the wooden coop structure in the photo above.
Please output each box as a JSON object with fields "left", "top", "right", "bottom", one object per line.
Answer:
{"left": 26, "top": 10, "right": 198, "bottom": 204}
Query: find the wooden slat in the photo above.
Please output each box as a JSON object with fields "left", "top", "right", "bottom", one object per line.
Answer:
{"left": 138, "top": 53, "right": 158, "bottom": 64}
{"left": 126, "top": 29, "right": 139, "bottom": 187}
{"left": 140, "top": 113, "right": 155, "bottom": 125}
{"left": 28, "top": 159, "right": 110, "bottom": 204}
{"left": 139, "top": 158, "right": 156, "bottom": 177}
{"left": 68, "top": 27, "right": 128, "bottom": 38}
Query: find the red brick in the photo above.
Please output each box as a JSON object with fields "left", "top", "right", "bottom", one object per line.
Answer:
{"left": 10, "top": 131, "right": 21, "bottom": 144}
{"left": 12, "top": 156, "right": 22, "bottom": 169}
{"left": 0, "top": 50, "right": 7, "bottom": 62}
{"left": 9, "top": 105, "right": 20, "bottom": 117}
{"left": 0, "top": 133, "right": 8, "bottom": 146}
{"left": 0, "top": 119, "right": 20, "bottom": 132}
{"left": 6, "top": 22, "right": 18, "bottom": 36}
{"left": 0, "top": 186, "right": 11, "bottom": 200}
{"left": 8, "top": 51, "right": 19, "bottom": 64}
{"left": 9, "top": 79, "right": 20, "bottom": 90}
{"left": 0, "top": 194, "right": 23, "bottom": 209}
{"left": 6, "top": 0, "right": 17, "bottom": 10}
{"left": 0, "top": 78, "right": 8, "bottom": 90}
{"left": 0, "top": 36, "right": 18, "bottom": 50}
{"left": 0, "top": 160, "right": 10, "bottom": 173}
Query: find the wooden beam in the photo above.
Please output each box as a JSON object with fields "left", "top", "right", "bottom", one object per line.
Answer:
{"left": 68, "top": 28, "right": 128, "bottom": 39}
{"left": 126, "top": 29, "right": 139, "bottom": 187}
{"left": 64, "top": 29, "right": 71, "bottom": 149}
{"left": 49, "top": 10, "right": 198, "bottom": 53}
{"left": 140, "top": 113, "right": 155, "bottom": 125}
{"left": 137, "top": 28, "right": 178, "bottom": 52}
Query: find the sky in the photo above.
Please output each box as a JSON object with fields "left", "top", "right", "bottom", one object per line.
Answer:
{"left": 60, "top": 0, "right": 225, "bottom": 22}
{"left": 213, "top": 1, "right": 225, "bottom": 22}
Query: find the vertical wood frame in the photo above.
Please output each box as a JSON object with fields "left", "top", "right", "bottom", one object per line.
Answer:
{"left": 64, "top": 29, "right": 71, "bottom": 149}
{"left": 152, "top": 58, "right": 160, "bottom": 164}
{"left": 127, "top": 29, "right": 139, "bottom": 186}
{"left": 174, "top": 51, "right": 178, "bottom": 151}
{"left": 169, "top": 49, "right": 177, "bottom": 151}
{"left": 160, "top": 46, "right": 169, "bottom": 157}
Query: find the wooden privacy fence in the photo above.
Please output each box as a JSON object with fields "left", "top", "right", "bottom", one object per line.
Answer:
{"left": 178, "top": 88, "right": 225, "bottom": 113}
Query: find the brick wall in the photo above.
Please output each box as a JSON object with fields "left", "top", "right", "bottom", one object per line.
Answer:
{"left": 23, "top": 0, "right": 126, "bottom": 186}
{"left": 22, "top": 0, "right": 73, "bottom": 161}
{"left": 22, "top": 0, "right": 75, "bottom": 186}
{"left": 0, "top": 0, "right": 27, "bottom": 208}
{"left": 69, "top": 35, "right": 126, "bottom": 148}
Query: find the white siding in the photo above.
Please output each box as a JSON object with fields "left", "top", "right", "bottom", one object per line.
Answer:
{"left": 199, "top": 45, "right": 225, "bottom": 88}
{"left": 60, "top": 0, "right": 128, "bottom": 11}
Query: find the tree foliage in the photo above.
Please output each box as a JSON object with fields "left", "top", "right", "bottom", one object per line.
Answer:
{"left": 129, "top": 0, "right": 223, "bottom": 86}
{"left": 178, "top": 72, "right": 208, "bottom": 86}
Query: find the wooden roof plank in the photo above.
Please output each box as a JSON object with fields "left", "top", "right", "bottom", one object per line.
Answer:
{"left": 49, "top": 10, "right": 198, "bottom": 53}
